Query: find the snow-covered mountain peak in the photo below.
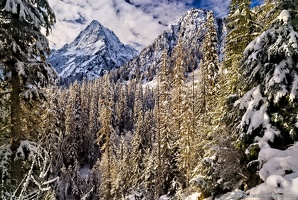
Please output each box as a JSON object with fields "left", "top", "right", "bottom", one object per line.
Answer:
{"left": 48, "top": 20, "right": 138, "bottom": 84}
{"left": 170, "top": 9, "right": 207, "bottom": 28}
{"left": 66, "top": 20, "right": 122, "bottom": 55}
{"left": 167, "top": 9, "right": 208, "bottom": 44}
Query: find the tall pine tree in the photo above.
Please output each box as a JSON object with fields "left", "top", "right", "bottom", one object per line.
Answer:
{"left": 97, "top": 75, "right": 116, "bottom": 200}
{"left": 0, "top": 0, "right": 56, "bottom": 197}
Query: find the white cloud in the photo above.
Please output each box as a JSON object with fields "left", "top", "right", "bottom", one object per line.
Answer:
{"left": 47, "top": 0, "right": 192, "bottom": 51}
{"left": 46, "top": 0, "right": 265, "bottom": 51}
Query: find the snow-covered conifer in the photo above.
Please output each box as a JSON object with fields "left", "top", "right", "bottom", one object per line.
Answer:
{"left": 235, "top": 9, "right": 298, "bottom": 149}
{"left": 222, "top": 0, "right": 255, "bottom": 96}
{"left": 0, "top": 0, "right": 57, "bottom": 146}
{"left": 97, "top": 74, "right": 116, "bottom": 199}
{"left": 0, "top": 0, "right": 57, "bottom": 196}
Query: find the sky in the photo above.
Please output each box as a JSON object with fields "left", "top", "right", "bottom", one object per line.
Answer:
{"left": 48, "top": 0, "right": 264, "bottom": 51}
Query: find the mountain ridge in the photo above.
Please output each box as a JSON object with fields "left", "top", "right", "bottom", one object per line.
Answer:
{"left": 49, "top": 9, "right": 224, "bottom": 84}
{"left": 115, "top": 9, "right": 224, "bottom": 83}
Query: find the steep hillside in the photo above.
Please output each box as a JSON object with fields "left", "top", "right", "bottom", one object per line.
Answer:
{"left": 115, "top": 9, "right": 224, "bottom": 83}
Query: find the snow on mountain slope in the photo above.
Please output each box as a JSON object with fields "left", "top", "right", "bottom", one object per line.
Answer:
{"left": 116, "top": 9, "right": 224, "bottom": 83}
{"left": 48, "top": 9, "right": 224, "bottom": 85}
{"left": 48, "top": 20, "right": 138, "bottom": 84}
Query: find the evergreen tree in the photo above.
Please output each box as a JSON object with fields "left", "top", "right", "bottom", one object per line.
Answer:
{"left": 0, "top": 0, "right": 56, "bottom": 146}
{"left": 196, "top": 10, "right": 219, "bottom": 147}
{"left": 115, "top": 82, "right": 129, "bottom": 135}
{"left": 222, "top": 0, "right": 255, "bottom": 96}
{"left": 181, "top": 52, "right": 200, "bottom": 189}
{"left": 171, "top": 39, "right": 186, "bottom": 136}
{"left": 40, "top": 87, "right": 65, "bottom": 173}
{"left": 235, "top": 9, "right": 298, "bottom": 150}
{"left": 80, "top": 79, "right": 91, "bottom": 161}
{"left": 97, "top": 75, "right": 116, "bottom": 199}
{"left": 229, "top": 9, "right": 298, "bottom": 189}
{"left": 0, "top": 67, "right": 10, "bottom": 141}
{"left": 133, "top": 83, "right": 144, "bottom": 125}
{"left": 87, "top": 80, "right": 100, "bottom": 166}
{"left": 127, "top": 79, "right": 137, "bottom": 130}
{"left": 154, "top": 50, "right": 181, "bottom": 197}
{"left": 190, "top": 11, "right": 245, "bottom": 197}
{"left": 130, "top": 83, "right": 147, "bottom": 189}
{"left": 176, "top": 88, "right": 197, "bottom": 191}
{"left": 143, "top": 147, "right": 157, "bottom": 199}
{"left": 171, "top": 40, "right": 190, "bottom": 190}
{"left": 197, "top": 10, "right": 219, "bottom": 134}
{"left": 64, "top": 82, "right": 83, "bottom": 165}
{"left": 0, "top": 0, "right": 56, "bottom": 197}
{"left": 111, "top": 137, "right": 132, "bottom": 199}
{"left": 202, "top": 11, "right": 219, "bottom": 100}
{"left": 258, "top": 0, "right": 298, "bottom": 30}
{"left": 143, "top": 85, "right": 155, "bottom": 112}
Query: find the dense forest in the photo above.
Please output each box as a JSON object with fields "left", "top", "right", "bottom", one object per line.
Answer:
{"left": 1, "top": 0, "right": 298, "bottom": 199}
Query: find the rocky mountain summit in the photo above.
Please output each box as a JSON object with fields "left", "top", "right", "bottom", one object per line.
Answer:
{"left": 48, "top": 20, "right": 138, "bottom": 84}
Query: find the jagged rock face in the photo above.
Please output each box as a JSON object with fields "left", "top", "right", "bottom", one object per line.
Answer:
{"left": 117, "top": 9, "right": 224, "bottom": 82}
{"left": 48, "top": 20, "right": 138, "bottom": 83}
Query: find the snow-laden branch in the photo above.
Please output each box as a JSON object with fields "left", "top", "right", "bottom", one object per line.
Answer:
{"left": 0, "top": 140, "right": 58, "bottom": 199}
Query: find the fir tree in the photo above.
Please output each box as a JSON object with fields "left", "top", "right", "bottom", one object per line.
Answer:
{"left": 97, "top": 75, "right": 116, "bottom": 199}
{"left": 87, "top": 80, "right": 100, "bottom": 166}
{"left": 80, "top": 79, "right": 91, "bottom": 161}
{"left": 171, "top": 40, "right": 190, "bottom": 190}
{"left": 230, "top": 9, "right": 298, "bottom": 189}
{"left": 115, "top": 82, "right": 129, "bottom": 135}
{"left": 154, "top": 49, "right": 183, "bottom": 196}
{"left": 0, "top": 67, "right": 10, "bottom": 140}
{"left": 40, "top": 87, "right": 65, "bottom": 172}
{"left": 0, "top": 0, "right": 56, "bottom": 146}
{"left": 111, "top": 137, "right": 132, "bottom": 199}
{"left": 64, "top": 82, "right": 83, "bottom": 165}
{"left": 130, "top": 83, "right": 148, "bottom": 190}
{"left": 235, "top": 9, "right": 298, "bottom": 150}
{"left": 222, "top": 0, "right": 255, "bottom": 96}
{"left": 190, "top": 11, "right": 245, "bottom": 197}
{"left": 259, "top": 0, "right": 298, "bottom": 30}
{"left": 0, "top": 0, "right": 56, "bottom": 196}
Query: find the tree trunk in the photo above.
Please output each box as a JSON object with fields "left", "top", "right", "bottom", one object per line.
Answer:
{"left": 11, "top": 63, "right": 22, "bottom": 147}
{"left": 10, "top": 62, "right": 23, "bottom": 195}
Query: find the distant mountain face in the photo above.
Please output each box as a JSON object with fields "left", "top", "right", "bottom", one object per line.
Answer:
{"left": 48, "top": 20, "right": 138, "bottom": 83}
{"left": 116, "top": 9, "right": 224, "bottom": 82}
{"left": 49, "top": 9, "right": 224, "bottom": 84}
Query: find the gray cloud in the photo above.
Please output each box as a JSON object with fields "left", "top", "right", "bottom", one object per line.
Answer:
{"left": 47, "top": 0, "right": 192, "bottom": 51}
